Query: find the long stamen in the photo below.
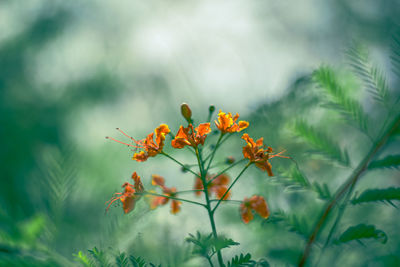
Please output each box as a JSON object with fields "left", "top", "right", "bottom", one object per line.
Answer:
{"left": 116, "top": 128, "right": 139, "bottom": 142}
{"left": 106, "top": 197, "right": 122, "bottom": 212}
{"left": 270, "top": 150, "right": 290, "bottom": 159}
{"left": 105, "top": 136, "right": 141, "bottom": 148}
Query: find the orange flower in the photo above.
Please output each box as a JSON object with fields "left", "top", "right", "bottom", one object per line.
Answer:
{"left": 240, "top": 195, "right": 270, "bottom": 224}
{"left": 215, "top": 110, "right": 249, "bottom": 133}
{"left": 194, "top": 173, "right": 231, "bottom": 200}
{"left": 106, "top": 124, "right": 170, "bottom": 162}
{"left": 150, "top": 175, "right": 181, "bottom": 214}
{"left": 106, "top": 172, "right": 144, "bottom": 214}
{"left": 241, "top": 133, "right": 288, "bottom": 176}
{"left": 171, "top": 123, "right": 211, "bottom": 149}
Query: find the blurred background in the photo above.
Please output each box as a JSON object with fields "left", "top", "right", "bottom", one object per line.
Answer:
{"left": 1, "top": 0, "right": 399, "bottom": 266}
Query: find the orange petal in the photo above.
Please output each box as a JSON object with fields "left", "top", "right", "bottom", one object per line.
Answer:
{"left": 255, "top": 137, "right": 263, "bottom": 147}
{"left": 133, "top": 151, "right": 149, "bottom": 162}
{"left": 215, "top": 111, "right": 233, "bottom": 132}
{"left": 150, "top": 196, "right": 167, "bottom": 209}
{"left": 171, "top": 126, "right": 191, "bottom": 148}
{"left": 196, "top": 123, "right": 211, "bottom": 136}
{"left": 242, "top": 146, "right": 254, "bottom": 161}
{"left": 238, "top": 121, "right": 249, "bottom": 131}
{"left": 212, "top": 173, "right": 230, "bottom": 186}
{"left": 152, "top": 174, "right": 165, "bottom": 187}
{"left": 240, "top": 203, "right": 253, "bottom": 224}
{"left": 121, "top": 195, "right": 136, "bottom": 214}
{"left": 193, "top": 177, "right": 204, "bottom": 196}
{"left": 255, "top": 161, "right": 274, "bottom": 176}
{"left": 250, "top": 196, "right": 270, "bottom": 219}
{"left": 171, "top": 200, "right": 181, "bottom": 214}
{"left": 214, "top": 186, "right": 231, "bottom": 200}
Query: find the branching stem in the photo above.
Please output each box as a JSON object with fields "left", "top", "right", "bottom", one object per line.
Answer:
{"left": 298, "top": 114, "right": 400, "bottom": 267}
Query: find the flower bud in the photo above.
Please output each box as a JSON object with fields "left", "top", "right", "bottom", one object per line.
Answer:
{"left": 209, "top": 105, "right": 215, "bottom": 113}
{"left": 225, "top": 156, "right": 235, "bottom": 164}
{"left": 180, "top": 103, "right": 192, "bottom": 123}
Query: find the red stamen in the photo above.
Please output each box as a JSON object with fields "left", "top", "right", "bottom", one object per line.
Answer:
{"left": 106, "top": 136, "right": 140, "bottom": 148}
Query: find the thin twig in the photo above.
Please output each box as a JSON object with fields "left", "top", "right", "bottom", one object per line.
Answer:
{"left": 298, "top": 114, "right": 400, "bottom": 267}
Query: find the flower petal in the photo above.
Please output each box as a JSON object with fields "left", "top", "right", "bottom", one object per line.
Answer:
{"left": 152, "top": 174, "right": 165, "bottom": 187}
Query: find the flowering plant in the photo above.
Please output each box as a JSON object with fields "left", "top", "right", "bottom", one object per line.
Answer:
{"left": 106, "top": 104, "right": 288, "bottom": 266}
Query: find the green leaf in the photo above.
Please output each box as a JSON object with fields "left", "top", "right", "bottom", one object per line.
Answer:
{"left": 313, "top": 66, "right": 369, "bottom": 133}
{"left": 227, "top": 253, "right": 255, "bottom": 267}
{"left": 211, "top": 236, "right": 240, "bottom": 251}
{"left": 337, "top": 224, "right": 387, "bottom": 244}
{"left": 346, "top": 43, "right": 391, "bottom": 107}
{"left": 73, "top": 251, "right": 96, "bottom": 267}
{"left": 116, "top": 252, "right": 130, "bottom": 267}
{"left": 311, "top": 182, "right": 331, "bottom": 200}
{"left": 351, "top": 187, "right": 400, "bottom": 206}
{"left": 368, "top": 155, "right": 400, "bottom": 170}
{"left": 293, "top": 119, "right": 349, "bottom": 166}
{"left": 88, "top": 247, "right": 111, "bottom": 267}
{"left": 130, "top": 255, "right": 147, "bottom": 267}
{"left": 185, "top": 232, "right": 239, "bottom": 258}
{"left": 390, "top": 32, "right": 400, "bottom": 81}
{"left": 266, "top": 211, "right": 310, "bottom": 238}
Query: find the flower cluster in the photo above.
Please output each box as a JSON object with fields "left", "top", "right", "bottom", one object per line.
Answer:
{"left": 106, "top": 104, "right": 287, "bottom": 225}
{"left": 194, "top": 173, "right": 231, "bottom": 200}
{"left": 150, "top": 175, "right": 181, "bottom": 214}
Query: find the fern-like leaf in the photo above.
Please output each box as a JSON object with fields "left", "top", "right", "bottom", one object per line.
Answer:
{"left": 293, "top": 120, "right": 349, "bottom": 166}
{"left": 130, "top": 255, "right": 147, "bottom": 267}
{"left": 390, "top": 32, "right": 400, "bottom": 80}
{"left": 351, "top": 187, "right": 400, "bottom": 206}
{"left": 73, "top": 251, "right": 96, "bottom": 267}
{"left": 88, "top": 247, "right": 111, "bottom": 267}
{"left": 313, "top": 66, "right": 369, "bottom": 133}
{"left": 311, "top": 182, "right": 331, "bottom": 200}
{"left": 337, "top": 224, "right": 387, "bottom": 244}
{"left": 266, "top": 211, "right": 309, "bottom": 238}
{"left": 368, "top": 155, "right": 400, "bottom": 169}
{"left": 346, "top": 44, "right": 391, "bottom": 107}
{"left": 227, "top": 253, "right": 255, "bottom": 267}
{"left": 115, "top": 252, "right": 129, "bottom": 267}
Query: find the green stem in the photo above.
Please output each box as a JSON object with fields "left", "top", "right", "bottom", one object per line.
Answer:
{"left": 138, "top": 191, "right": 206, "bottom": 208}
{"left": 161, "top": 152, "right": 200, "bottom": 178}
{"left": 212, "top": 163, "right": 251, "bottom": 213}
{"left": 176, "top": 189, "right": 204, "bottom": 194}
{"left": 206, "top": 133, "right": 224, "bottom": 173}
{"left": 203, "top": 134, "right": 233, "bottom": 163}
{"left": 195, "top": 147, "right": 225, "bottom": 267}
{"left": 207, "top": 159, "right": 246, "bottom": 186}
{"left": 210, "top": 199, "right": 242, "bottom": 204}
{"left": 298, "top": 113, "right": 400, "bottom": 267}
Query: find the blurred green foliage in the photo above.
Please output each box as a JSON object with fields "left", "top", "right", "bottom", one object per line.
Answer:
{"left": 1, "top": 1, "right": 400, "bottom": 267}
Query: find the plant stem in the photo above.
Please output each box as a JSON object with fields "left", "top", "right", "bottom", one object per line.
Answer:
{"left": 161, "top": 152, "right": 200, "bottom": 178}
{"left": 207, "top": 159, "right": 246, "bottom": 186}
{"left": 203, "top": 134, "right": 233, "bottom": 163}
{"left": 298, "top": 113, "right": 400, "bottom": 267}
{"left": 138, "top": 191, "right": 206, "bottom": 208}
{"left": 209, "top": 199, "right": 242, "bottom": 203}
{"left": 195, "top": 147, "right": 225, "bottom": 267}
{"left": 206, "top": 133, "right": 224, "bottom": 173}
{"left": 212, "top": 163, "right": 251, "bottom": 213}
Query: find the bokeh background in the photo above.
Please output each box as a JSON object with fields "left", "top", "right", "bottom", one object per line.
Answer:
{"left": 1, "top": 0, "right": 400, "bottom": 266}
